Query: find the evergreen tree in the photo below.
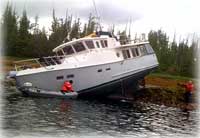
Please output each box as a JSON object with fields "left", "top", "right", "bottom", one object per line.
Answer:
{"left": 86, "top": 13, "right": 95, "bottom": 35}
{"left": 2, "top": 3, "right": 18, "bottom": 56}
{"left": 49, "top": 9, "right": 73, "bottom": 54}
{"left": 29, "top": 16, "right": 48, "bottom": 57}
{"left": 80, "top": 23, "right": 87, "bottom": 37}
{"left": 17, "top": 9, "right": 31, "bottom": 57}
{"left": 70, "top": 18, "right": 81, "bottom": 40}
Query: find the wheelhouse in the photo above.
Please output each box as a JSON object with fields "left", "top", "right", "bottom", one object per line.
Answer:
{"left": 52, "top": 37, "right": 117, "bottom": 57}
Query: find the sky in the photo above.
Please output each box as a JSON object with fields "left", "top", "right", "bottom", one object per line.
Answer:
{"left": 1, "top": 0, "right": 200, "bottom": 42}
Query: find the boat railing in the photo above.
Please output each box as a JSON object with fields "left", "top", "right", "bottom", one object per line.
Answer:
{"left": 14, "top": 55, "right": 65, "bottom": 71}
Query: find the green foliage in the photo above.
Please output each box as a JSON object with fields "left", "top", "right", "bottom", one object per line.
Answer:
{"left": 80, "top": 14, "right": 95, "bottom": 37}
{"left": 17, "top": 10, "right": 31, "bottom": 57}
{"left": 70, "top": 18, "right": 81, "bottom": 40}
{"left": 2, "top": 3, "right": 18, "bottom": 56}
{"left": 148, "top": 72, "right": 193, "bottom": 81}
{"left": 148, "top": 30, "right": 197, "bottom": 77}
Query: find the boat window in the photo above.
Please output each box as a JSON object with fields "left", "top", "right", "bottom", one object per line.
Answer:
{"left": 122, "top": 49, "right": 131, "bottom": 59}
{"left": 96, "top": 41, "right": 100, "bottom": 48}
{"left": 73, "top": 42, "right": 86, "bottom": 52}
{"left": 139, "top": 45, "right": 147, "bottom": 56}
{"left": 106, "top": 68, "right": 111, "bottom": 71}
{"left": 56, "top": 76, "right": 63, "bottom": 80}
{"left": 116, "top": 52, "right": 120, "bottom": 57}
{"left": 85, "top": 41, "right": 95, "bottom": 49}
{"left": 100, "top": 40, "right": 105, "bottom": 48}
{"left": 145, "top": 43, "right": 154, "bottom": 54}
{"left": 104, "top": 40, "right": 108, "bottom": 47}
{"left": 63, "top": 46, "right": 74, "bottom": 55}
{"left": 57, "top": 50, "right": 64, "bottom": 56}
{"left": 52, "top": 57, "right": 61, "bottom": 64}
{"left": 131, "top": 48, "right": 139, "bottom": 57}
{"left": 67, "top": 74, "right": 74, "bottom": 78}
{"left": 97, "top": 69, "right": 102, "bottom": 72}
{"left": 135, "top": 48, "right": 139, "bottom": 56}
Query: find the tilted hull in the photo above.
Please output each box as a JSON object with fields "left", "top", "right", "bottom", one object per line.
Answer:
{"left": 15, "top": 54, "right": 158, "bottom": 96}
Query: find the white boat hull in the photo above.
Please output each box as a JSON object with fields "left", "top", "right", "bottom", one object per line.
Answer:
{"left": 15, "top": 54, "right": 158, "bottom": 96}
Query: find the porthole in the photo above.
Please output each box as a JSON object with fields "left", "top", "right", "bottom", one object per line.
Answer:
{"left": 56, "top": 76, "right": 64, "bottom": 80}
{"left": 116, "top": 52, "right": 120, "bottom": 57}
{"left": 97, "top": 69, "right": 102, "bottom": 72}
{"left": 67, "top": 74, "right": 74, "bottom": 78}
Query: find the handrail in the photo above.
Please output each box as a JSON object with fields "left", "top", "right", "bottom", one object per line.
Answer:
{"left": 14, "top": 55, "right": 65, "bottom": 71}
{"left": 13, "top": 58, "right": 40, "bottom": 64}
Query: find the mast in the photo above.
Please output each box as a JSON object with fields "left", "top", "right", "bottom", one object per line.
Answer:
{"left": 92, "top": 0, "right": 102, "bottom": 31}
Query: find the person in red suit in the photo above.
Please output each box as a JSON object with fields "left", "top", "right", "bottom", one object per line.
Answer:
{"left": 61, "top": 80, "right": 74, "bottom": 93}
{"left": 178, "top": 80, "right": 194, "bottom": 110}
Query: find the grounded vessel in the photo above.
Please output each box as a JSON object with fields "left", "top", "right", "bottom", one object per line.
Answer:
{"left": 10, "top": 31, "right": 158, "bottom": 97}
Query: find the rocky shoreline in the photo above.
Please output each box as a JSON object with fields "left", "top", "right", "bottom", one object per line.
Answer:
{"left": 3, "top": 76, "right": 197, "bottom": 110}
{"left": 132, "top": 87, "right": 197, "bottom": 110}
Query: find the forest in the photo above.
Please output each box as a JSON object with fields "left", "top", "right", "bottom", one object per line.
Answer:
{"left": 1, "top": 4, "right": 198, "bottom": 77}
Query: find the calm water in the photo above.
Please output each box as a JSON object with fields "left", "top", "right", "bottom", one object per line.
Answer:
{"left": 2, "top": 85, "right": 199, "bottom": 138}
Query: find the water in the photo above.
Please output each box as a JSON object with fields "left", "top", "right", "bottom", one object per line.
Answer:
{"left": 2, "top": 85, "right": 199, "bottom": 138}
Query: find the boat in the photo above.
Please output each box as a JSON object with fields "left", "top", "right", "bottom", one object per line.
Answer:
{"left": 9, "top": 31, "right": 159, "bottom": 97}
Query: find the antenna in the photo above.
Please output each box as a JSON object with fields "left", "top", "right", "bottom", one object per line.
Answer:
{"left": 92, "top": 0, "right": 102, "bottom": 31}
{"left": 128, "top": 17, "right": 132, "bottom": 43}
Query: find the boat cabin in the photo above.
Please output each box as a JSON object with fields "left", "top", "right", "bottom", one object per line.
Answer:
{"left": 52, "top": 37, "right": 119, "bottom": 57}
{"left": 13, "top": 32, "right": 155, "bottom": 71}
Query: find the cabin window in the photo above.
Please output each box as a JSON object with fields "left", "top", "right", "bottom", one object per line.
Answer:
{"left": 131, "top": 48, "right": 139, "bottom": 57}
{"left": 73, "top": 42, "right": 86, "bottom": 52}
{"left": 116, "top": 52, "right": 120, "bottom": 57}
{"left": 56, "top": 76, "right": 63, "bottom": 80}
{"left": 63, "top": 46, "right": 74, "bottom": 55}
{"left": 67, "top": 74, "right": 74, "bottom": 78}
{"left": 131, "top": 48, "right": 136, "bottom": 57}
{"left": 145, "top": 43, "right": 154, "bottom": 54}
{"left": 104, "top": 40, "right": 108, "bottom": 47}
{"left": 139, "top": 45, "right": 147, "bottom": 56}
{"left": 85, "top": 41, "right": 95, "bottom": 49}
{"left": 97, "top": 69, "right": 102, "bottom": 72}
{"left": 135, "top": 48, "right": 139, "bottom": 56}
{"left": 96, "top": 41, "right": 100, "bottom": 48}
{"left": 106, "top": 68, "right": 111, "bottom": 71}
{"left": 100, "top": 40, "right": 105, "bottom": 48}
{"left": 122, "top": 49, "right": 131, "bottom": 59}
{"left": 57, "top": 50, "right": 64, "bottom": 56}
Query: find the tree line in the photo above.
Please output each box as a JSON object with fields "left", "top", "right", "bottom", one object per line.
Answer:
{"left": 2, "top": 4, "right": 96, "bottom": 57}
{"left": 1, "top": 4, "right": 198, "bottom": 77}
{"left": 148, "top": 30, "right": 198, "bottom": 77}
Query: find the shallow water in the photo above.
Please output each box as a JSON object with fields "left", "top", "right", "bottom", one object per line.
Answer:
{"left": 2, "top": 85, "right": 199, "bottom": 138}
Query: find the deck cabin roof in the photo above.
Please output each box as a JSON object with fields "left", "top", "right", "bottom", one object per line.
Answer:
{"left": 53, "top": 37, "right": 109, "bottom": 52}
{"left": 121, "top": 41, "right": 149, "bottom": 47}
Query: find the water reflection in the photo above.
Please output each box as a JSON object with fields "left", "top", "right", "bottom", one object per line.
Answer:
{"left": 2, "top": 86, "right": 199, "bottom": 138}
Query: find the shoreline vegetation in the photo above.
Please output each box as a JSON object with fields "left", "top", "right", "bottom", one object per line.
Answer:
{"left": 3, "top": 56, "right": 197, "bottom": 110}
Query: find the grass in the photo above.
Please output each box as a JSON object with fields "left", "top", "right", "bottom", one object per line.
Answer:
{"left": 148, "top": 72, "right": 193, "bottom": 81}
{"left": 2, "top": 56, "right": 30, "bottom": 73}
